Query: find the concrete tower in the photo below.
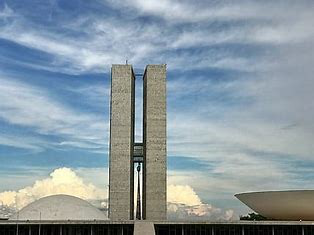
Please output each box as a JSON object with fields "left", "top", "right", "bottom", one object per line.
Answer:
{"left": 109, "top": 64, "right": 167, "bottom": 221}
{"left": 109, "top": 65, "right": 135, "bottom": 220}
{"left": 142, "top": 65, "right": 167, "bottom": 220}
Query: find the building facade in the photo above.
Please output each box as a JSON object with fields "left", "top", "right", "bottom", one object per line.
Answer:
{"left": 109, "top": 65, "right": 167, "bottom": 221}
{"left": 1, "top": 220, "right": 314, "bottom": 235}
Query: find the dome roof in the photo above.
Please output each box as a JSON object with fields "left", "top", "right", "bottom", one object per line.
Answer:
{"left": 10, "top": 194, "right": 107, "bottom": 221}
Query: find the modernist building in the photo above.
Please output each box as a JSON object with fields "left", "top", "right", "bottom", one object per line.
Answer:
{"left": 109, "top": 65, "right": 167, "bottom": 221}
{"left": 1, "top": 64, "right": 314, "bottom": 235}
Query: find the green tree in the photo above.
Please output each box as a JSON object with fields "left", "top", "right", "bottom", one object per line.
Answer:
{"left": 240, "top": 213, "right": 268, "bottom": 221}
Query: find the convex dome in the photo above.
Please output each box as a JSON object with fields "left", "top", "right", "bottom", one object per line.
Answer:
{"left": 10, "top": 194, "right": 107, "bottom": 220}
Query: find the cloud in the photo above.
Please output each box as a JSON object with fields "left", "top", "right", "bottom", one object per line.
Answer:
{"left": 105, "top": 0, "right": 314, "bottom": 41}
{"left": 0, "top": 167, "right": 106, "bottom": 210}
{"left": 0, "top": 12, "right": 166, "bottom": 73}
{"left": 167, "top": 185, "right": 237, "bottom": 221}
{"left": 166, "top": 108, "right": 314, "bottom": 205}
{"left": 65, "top": 84, "right": 110, "bottom": 109}
{"left": 0, "top": 3, "right": 14, "bottom": 19}
{"left": 168, "top": 203, "right": 236, "bottom": 221}
{"left": 168, "top": 185, "right": 201, "bottom": 206}
{"left": 3, "top": 1, "right": 313, "bottom": 74}
{"left": 0, "top": 76, "right": 108, "bottom": 152}
{"left": 0, "top": 134, "right": 46, "bottom": 153}
{"left": 104, "top": 0, "right": 270, "bottom": 23}
{"left": 1, "top": 0, "right": 314, "bottom": 216}
{"left": 0, "top": 26, "right": 106, "bottom": 73}
{"left": 0, "top": 167, "right": 235, "bottom": 220}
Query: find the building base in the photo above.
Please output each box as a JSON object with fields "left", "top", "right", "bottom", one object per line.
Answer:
{"left": 1, "top": 220, "right": 314, "bottom": 235}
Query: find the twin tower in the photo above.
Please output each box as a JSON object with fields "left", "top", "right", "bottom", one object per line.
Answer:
{"left": 109, "top": 65, "right": 167, "bottom": 221}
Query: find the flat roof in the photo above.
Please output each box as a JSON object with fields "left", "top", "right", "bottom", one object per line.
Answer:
{"left": 1, "top": 220, "right": 314, "bottom": 226}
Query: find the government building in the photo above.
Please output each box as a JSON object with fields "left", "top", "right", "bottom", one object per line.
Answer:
{"left": 1, "top": 65, "right": 314, "bottom": 235}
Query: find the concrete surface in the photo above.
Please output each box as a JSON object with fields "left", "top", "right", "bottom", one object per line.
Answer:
{"left": 3, "top": 220, "right": 314, "bottom": 225}
{"left": 143, "top": 65, "right": 167, "bottom": 220}
{"left": 109, "top": 64, "right": 167, "bottom": 221}
{"left": 9, "top": 195, "right": 107, "bottom": 221}
{"left": 134, "top": 221, "right": 155, "bottom": 235}
{"left": 236, "top": 190, "right": 314, "bottom": 220}
{"left": 109, "top": 65, "right": 135, "bottom": 220}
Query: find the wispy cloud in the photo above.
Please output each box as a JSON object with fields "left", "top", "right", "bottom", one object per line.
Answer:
{"left": 0, "top": 134, "right": 46, "bottom": 153}
{"left": 66, "top": 83, "right": 110, "bottom": 109}
{"left": 104, "top": 0, "right": 273, "bottom": 23}
{"left": 3, "top": 1, "right": 313, "bottom": 74}
{"left": 1, "top": 0, "right": 314, "bottom": 216}
{"left": 0, "top": 76, "right": 108, "bottom": 152}
{"left": 0, "top": 3, "right": 14, "bottom": 19}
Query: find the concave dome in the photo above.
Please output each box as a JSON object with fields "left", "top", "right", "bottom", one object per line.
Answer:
{"left": 10, "top": 194, "right": 107, "bottom": 221}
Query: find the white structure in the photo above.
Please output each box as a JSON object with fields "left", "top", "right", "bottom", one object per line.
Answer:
{"left": 236, "top": 190, "right": 314, "bottom": 220}
{"left": 10, "top": 194, "right": 107, "bottom": 221}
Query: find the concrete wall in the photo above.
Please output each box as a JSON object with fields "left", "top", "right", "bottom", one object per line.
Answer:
{"left": 143, "top": 65, "right": 167, "bottom": 220}
{"left": 134, "top": 221, "right": 155, "bottom": 235}
{"left": 109, "top": 65, "right": 135, "bottom": 220}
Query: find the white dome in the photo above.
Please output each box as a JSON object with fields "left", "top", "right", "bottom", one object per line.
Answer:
{"left": 10, "top": 194, "right": 107, "bottom": 221}
{"left": 236, "top": 190, "right": 314, "bottom": 220}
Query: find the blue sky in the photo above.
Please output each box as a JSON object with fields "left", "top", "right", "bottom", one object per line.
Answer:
{"left": 0, "top": 0, "right": 314, "bottom": 219}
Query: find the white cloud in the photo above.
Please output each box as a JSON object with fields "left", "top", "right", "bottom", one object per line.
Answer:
{"left": 66, "top": 84, "right": 110, "bottom": 106}
{"left": 0, "top": 3, "right": 14, "bottom": 19}
{"left": 0, "top": 26, "right": 109, "bottom": 73}
{"left": 0, "top": 167, "right": 235, "bottom": 220}
{"left": 168, "top": 111, "right": 314, "bottom": 161}
{"left": 0, "top": 167, "right": 106, "bottom": 209}
{"left": 104, "top": 0, "right": 314, "bottom": 33}
{"left": 0, "top": 134, "right": 45, "bottom": 153}
{"left": 168, "top": 203, "right": 236, "bottom": 221}
{"left": 105, "top": 0, "right": 271, "bottom": 23}
{"left": 166, "top": 108, "right": 314, "bottom": 200}
{"left": 2, "top": 1, "right": 313, "bottom": 74}
{"left": 0, "top": 76, "right": 108, "bottom": 151}
{"left": 168, "top": 185, "right": 201, "bottom": 206}
{"left": 1, "top": 0, "right": 314, "bottom": 216}
{"left": 167, "top": 184, "right": 236, "bottom": 221}
{"left": 166, "top": 67, "right": 313, "bottom": 200}
{"left": 0, "top": 14, "right": 169, "bottom": 73}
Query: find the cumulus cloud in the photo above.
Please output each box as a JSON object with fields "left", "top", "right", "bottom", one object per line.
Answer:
{"left": 167, "top": 185, "right": 236, "bottom": 221}
{"left": 168, "top": 185, "right": 201, "bottom": 206}
{"left": 0, "top": 168, "right": 234, "bottom": 220}
{"left": 0, "top": 168, "right": 106, "bottom": 210}
{"left": 1, "top": 0, "right": 314, "bottom": 217}
{"left": 168, "top": 203, "right": 236, "bottom": 221}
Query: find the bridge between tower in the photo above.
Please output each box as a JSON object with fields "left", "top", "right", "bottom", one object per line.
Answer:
{"left": 133, "top": 143, "right": 144, "bottom": 163}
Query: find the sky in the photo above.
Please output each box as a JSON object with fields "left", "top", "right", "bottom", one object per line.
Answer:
{"left": 0, "top": 0, "right": 314, "bottom": 220}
